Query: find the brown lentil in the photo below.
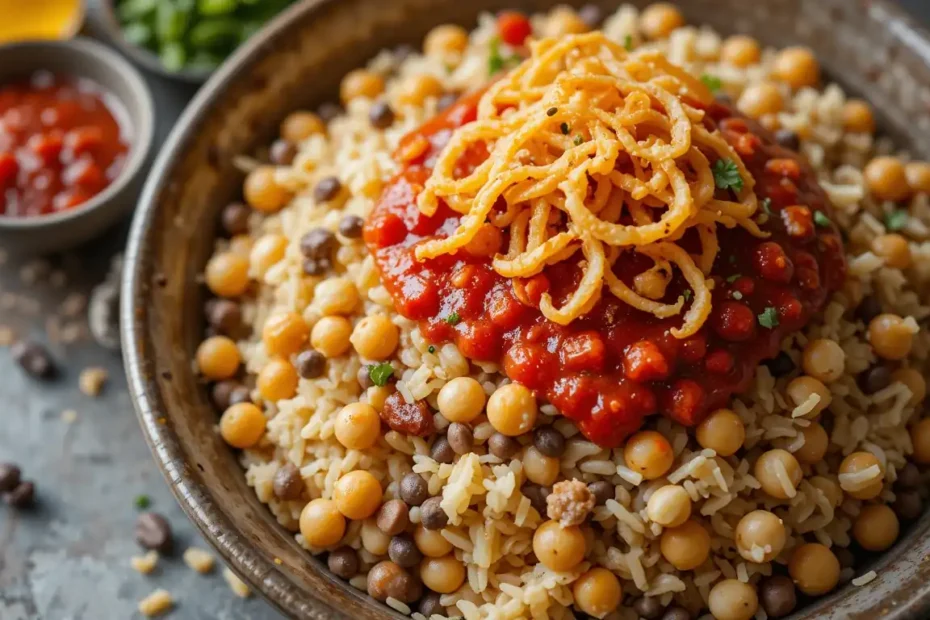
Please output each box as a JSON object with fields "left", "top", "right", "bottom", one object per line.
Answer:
{"left": 661, "top": 607, "right": 691, "bottom": 620}
{"left": 897, "top": 463, "right": 921, "bottom": 488}
{"left": 893, "top": 490, "right": 923, "bottom": 520}
{"left": 295, "top": 349, "right": 326, "bottom": 379}
{"left": 369, "top": 101, "right": 395, "bottom": 129}
{"left": 532, "top": 426, "right": 566, "bottom": 457}
{"left": 418, "top": 593, "right": 444, "bottom": 617}
{"left": 399, "top": 473, "right": 429, "bottom": 506}
{"left": 376, "top": 499, "right": 410, "bottom": 536}
{"left": 300, "top": 228, "right": 336, "bottom": 260}
{"left": 759, "top": 575, "right": 797, "bottom": 618}
{"left": 313, "top": 177, "right": 342, "bottom": 203}
{"left": 135, "top": 512, "right": 173, "bottom": 553}
{"left": 327, "top": 547, "right": 359, "bottom": 579}
{"left": 0, "top": 463, "right": 22, "bottom": 492}
{"left": 5, "top": 481, "right": 35, "bottom": 508}
{"left": 220, "top": 202, "right": 250, "bottom": 236}
{"left": 269, "top": 139, "right": 297, "bottom": 166}
{"left": 367, "top": 560, "right": 403, "bottom": 601}
{"left": 430, "top": 436, "right": 454, "bottom": 464}
{"left": 338, "top": 215, "right": 364, "bottom": 238}
{"left": 206, "top": 299, "right": 242, "bottom": 335}
{"left": 388, "top": 533, "right": 422, "bottom": 568}
{"left": 522, "top": 483, "right": 551, "bottom": 515}
{"left": 859, "top": 365, "right": 892, "bottom": 394}
{"left": 487, "top": 432, "right": 519, "bottom": 459}
{"left": 419, "top": 496, "right": 448, "bottom": 530}
{"left": 272, "top": 462, "right": 303, "bottom": 501}
{"left": 632, "top": 596, "right": 664, "bottom": 620}
{"left": 446, "top": 422, "right": 474, "bottom": 455}
{"left": 587, "top": 481, "right": 614, "bottom": 506}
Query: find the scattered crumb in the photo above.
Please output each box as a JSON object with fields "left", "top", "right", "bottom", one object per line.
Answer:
{"left": 0, "top": 326, "right": 14, "bottom": 346}
{"left": 79, "top": 367, "right": 108, "bottom": 397}
{"left": 60, "top": 321, "right": 85, "bottom": 344}
{"left": 61, "top": 409, "right": 78, "bottom": 424}
{"left": 852, "top": 570, "right": 878, "bottom": 586}
{"left": 182, "top": 547, "right": 215, "bottom": 574}
{"left": 61, "top": 292, "right": 87, "bottom": 317}
{"left": 273, "top": 557, "right": 283, "bottom": 565}
{"left": 138, "top": 589, "right": 174, "bottom": 617}
{"left": 131, "top": 551, "right": 160, "bottom": 575}
{"left": 222, "top": 567, "right": 252, "bottom": 598}
{"left": 157, "top": 417, "right": 167, "bottom": 425}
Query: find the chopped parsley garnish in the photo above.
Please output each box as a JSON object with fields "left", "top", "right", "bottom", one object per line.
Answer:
{"left": 428, "top": 345, "right": 436, "bottom": 354}
{"left": 444, "top": 311, "right": 462, "bottom": 325}
{"left": 713, "top": 159, "right": 744, "bottom": 192}
{"left": 573, "top": 135, "right": 584, "bottom": 146}
{"left": 760, "top": 197, "right": 773, "bottom": 216}
{"left": 623, "top": 34, "right": 633, "bottom": 51}
{"left": 726, "top": 274, "right": 741, "bottom": 283}
{"left": 758, "top": 306, "right": 779, "bottom": 329}
{"left": 547, "top": 107, "right": 558, "bottom": 117}
{"left": 488, "top": 37, "right": 505, "bottom": 75}
{"left": 732, "top": 291, "right": 744, "bottom": 300}
{"left": 885, "top": 209, "right": 909, "bottom": 232}
{"left": 368, "top": 362, "right": 395, "bottom": 387}
{"left": 682, "top": 289, "right": 693, "bottom": 302}
{"left": 560, "top": 122, "right": 570, "bottom": 135}
{"left": 134, "top": 495, "right": 151, "bottom": 510}
{"left": 813, "top": 211, "right": 832, "bottom": 227}
{"left": 700, "top": 74, "right": 723, "bottom": 93}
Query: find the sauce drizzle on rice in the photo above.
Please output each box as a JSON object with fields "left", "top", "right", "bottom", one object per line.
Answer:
{"left": 365, "top": 33, "right": 846, "bottom": 447}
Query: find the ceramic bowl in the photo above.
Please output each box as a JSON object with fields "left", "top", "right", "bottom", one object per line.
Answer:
{"left": 122, "top": 1, "right": 930, "bottom": 618}
{"left": 0, "top": 37, "right": 154, "bottom": 255}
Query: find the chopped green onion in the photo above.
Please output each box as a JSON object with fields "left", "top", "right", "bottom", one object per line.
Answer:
{"left": 813, "top": 211, "right": 832, "bottom": 227}
{"left": 427, "top": 345, "right": 436, "bottom": 354}
{"left": 726, "top": 274, "right": 741, "bottom": 283}
{"left": 368, "top": 362, "right": 394, "bottom": 387}
{"left": 573, "top": 135, "right": 584, "bottom": 146}
{"left": 700, "top": 74, "right": 723, "bottom": 92}
{"left": 682, "top": 289, "right": 692, "bottom": 302}
{"left": 758, "top": 306, "right": 779, "bottom": 329}
{"left": 760, "top": 197, "right": 774, "bottom": 216}
{"left": 623, "top": 34, "right": 633, "bottom": 51}
{"left": 444, "top": 312, "right": 461, "bottom": 325}
{"left": 885, "top": 210, "right": 909, "bottom": 231}
{"left": 134, "top": 495, "right": 151, "bottom": 510}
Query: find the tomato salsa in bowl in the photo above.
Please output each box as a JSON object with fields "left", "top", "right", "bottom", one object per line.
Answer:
{"left": 0, "top": 37, "right": 153, "bottom": 255}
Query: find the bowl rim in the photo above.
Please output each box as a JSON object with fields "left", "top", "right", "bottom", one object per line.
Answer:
{"left": 0, "top": 37, "right": 155, "bottom": 230}
{"left": 122, "top": 1, "right": 930, "bottom": 619}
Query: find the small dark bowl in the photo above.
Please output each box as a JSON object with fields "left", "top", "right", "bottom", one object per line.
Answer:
{"left": 122, "top": 1, "right": 930, "bottom": 619}
{"left": 0, "top": 37, "right": 154, "bottom": 255}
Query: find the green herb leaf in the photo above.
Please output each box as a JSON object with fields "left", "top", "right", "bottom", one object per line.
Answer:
{"left": 758, "top": 306, "right": 779, "bottom": 329}
{"left": 623, "top": 34, "right": 633, "bottom": 51}
{"left": 573, "top": 135, "right": 583, "bottom": 146}
{"left": 488, "top": 37, "right": 505, "bottom": 75}
{"left": 444, "top": 311, "right": 461, "bottom": 325}
{"left": 560, "top": 122, "right": 570, "bottom": 135}
{"left": 547, "top": 107, "right": 558, "bottom": 117}
{"left": 732, "top": 291, "right": 744, "bottom": 300}
{"left": 682, "top": 289, "right": 692, "bottom": 302}
{"left": 760, "top": 197, "right": 773, "bottom": 216}
{"left": 813, "top": 211, "right": 832, "bottom": 227}
{"left": 700, "top": 74, "right": 723, "bottom": 93}
{"left": 726, "top": 274, "right": 741, "bottom": 283}
{"left": 713, "top": 159, "right": 744, "bottom": 192}
{"left": 885, "top": 209, "right": 909, "bottom": 232}
{"left": 134, "top": 495, "right": 151, "bottom": 510}
{"left": 428, "top": 345, "right": 436, "bottom": 354}
{"left": 368, "top": 362, "right": 394, "bottom": 387}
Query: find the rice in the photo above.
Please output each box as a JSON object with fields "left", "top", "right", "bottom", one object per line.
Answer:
{"left": 199, "top": 4, "right": 930, "bottom": 619}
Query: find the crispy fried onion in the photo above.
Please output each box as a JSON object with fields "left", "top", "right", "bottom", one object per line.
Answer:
{"left": 415, "top": 32, "right": 764, "bottom": 335}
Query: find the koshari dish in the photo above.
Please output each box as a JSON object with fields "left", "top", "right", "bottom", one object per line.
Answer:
{"left": 196, "top": 4, "right": 930, "bottom": 620}
{"left": 365, "top": 32, "right": 845, "bottom": 447}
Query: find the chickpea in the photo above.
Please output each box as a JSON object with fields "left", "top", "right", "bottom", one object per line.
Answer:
{"left": 263, "top": 312, "right": 310, "bottom": 357}
{"left": 250, "top": 233, "right": 287, "bottom": 278}
{"left": 838, "top": 451, "right": 883, "bottom": 500}
{"left": 572, "top": 567, "right": 622, "bottom": 617}
{"left": 659, "top": 519, "right": 710, "bottom": 570}
{"left": 487, "top": 383, "right": 538, "bottom": 436}
{"left": 737, "top": 83, "right": 783, "bottom": 118}
{"left": 842, "top": 99, "right": 876, "bottom": 134}
{"left": 205, "top": 252, "right": 250, "bottom": 297}
{"left": 754, "top": 449, "right": 803, "bottom": 500}
{"left": 423, "top": 24, "right": 469, "bottom": 59}
{"left": 437, "top": 377, "right": 486, "bottom": 423}
{"left": 905, "top": 161, "right": 930, "bottom": 194}
{"left": 397, "top": 74, "right": 445, "bottom": 107}
{"left": 314, "top": 277, "right": 359, "bottom": 316}
{"left": 300, "top": 498, "right": 346, "bottom": 547}
{"left": 340, "top": 69, "right": 385, "bottom": 103}
{"left": 735, "top": 510, "right": 786, "bottom": 562}
{"left": 257, "top": 358, "right": 299, "bottom": 401}
{"left": 280, "top": 112, "right": 325, "bottom": 143}
{"left": 786, "top": 375, "right": 832, "bottom": 417}
{"left": 910, "top": 418, "right": 930, "bottom": 464}
{"left": 350, "top": 315, "right": 399, "bottom": 360}
{"left": 788, "top": 543, "right": 839, "bottom": 595}
{"left": 532, "top": 520, "right": 586, "bottom": 571}
{"left": 868, "top": 313, "right": 914, "bottom": 361}
{"left": 543, "top": 7, "right": 590, "bottom": 38}
{"left": 801, "top": 339, "right": 846, "bottom": 384}
{"left": 367, "top": 385, "right": 392, "bottom": 413}
{"left": 892, "top": 368, "right": 926, "bottom": 407}
{"left": 414, "top": 524, "right": 453, "bottom": 557}
{"left": 334, "top": 403, "right": 381, "bottom": 450}
{"left": 795, "top": 421, "right": 829, "bottom": 464}
{"left": 419, "top": 555, "right": 465, "bottom": 594}
{"left": 623, "top": 430, "right": 674, "bottom": 480}
{"left": 646, "top": 485, "right": 692, "bottom": 527}
{"left": 809, "top": 475, "right": 843, "bottom": 508}
{"left": 640, "top": 3, "right": 685, "bottom": 39}
{"left": 695, "top": 408, "right": 745, "bottom": 457}
{"left": 228, "top": 234, "right": 252, "bottom": 256}
{"left": 310, "top": 316, "right": 353, "bottom": 358}
{"left": 772, "top": 47, "right": 820, "bottom": 89}
{"left": 872, "top": 233, "right": 911, "bottom": 269}
{"left": 864, "top": 156, "right": 912, "bottom": 202}
{"left": 721, "top": 35, "right": 761, "bottom": 67}
{"left": 853, "top": 504, "right": 899, "bottom": 551}
{"left": 708, "top": 579, "right": 759, "bottom": 620}
{"left": 196, "top": 335, "right": 241, "bottom": 380}
{"left": 361, "top": 518, "right": 391, "bottom": 555}
{"left": 333, "top": 470, "right": 382, "bottom": 520}
{"left": 523, "top": 446, "right": 560, "bottom": 486}
{"left": 219, "top": 403, "right": 266, "bottom": 448}
{"left": 244, "top": 166, "right": 291, "bottom": 213}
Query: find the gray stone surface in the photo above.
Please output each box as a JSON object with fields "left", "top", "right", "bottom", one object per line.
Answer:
{"left": 0, "top": 1, "right": 928, "bottom": 619}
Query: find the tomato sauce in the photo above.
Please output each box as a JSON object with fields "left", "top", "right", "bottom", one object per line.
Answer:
{"left": 0, "top": 71, "right": 131, "bottom": 217}
{"left": 364, "top": 91, "right": 846, "bottom": 448}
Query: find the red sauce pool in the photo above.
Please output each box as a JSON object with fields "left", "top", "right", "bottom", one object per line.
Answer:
{"left": 365, "top": 91, "right": 847, "bottom": 448}
{"left": 0, "top": 71, "right": 131, "bottom": 218}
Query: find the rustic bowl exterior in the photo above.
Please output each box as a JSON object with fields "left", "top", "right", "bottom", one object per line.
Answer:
{"left": 122, "top": 1, "right": 930, "bottom": 618}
